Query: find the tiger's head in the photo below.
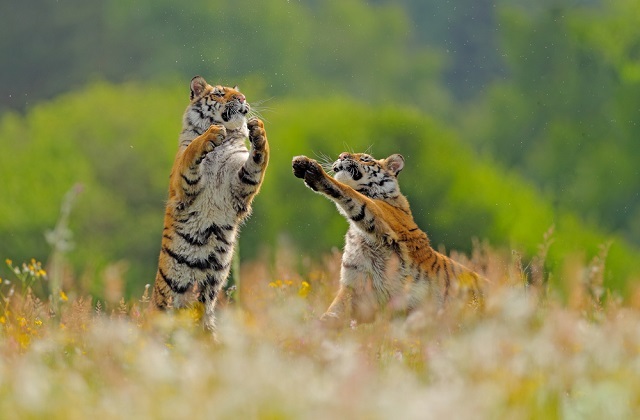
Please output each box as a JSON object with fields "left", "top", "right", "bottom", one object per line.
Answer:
{"left": 185, "top": 75, "right": 250, "bottom": 133}
{"left": 332, "top": 152, "right": 405, "bottom": 199}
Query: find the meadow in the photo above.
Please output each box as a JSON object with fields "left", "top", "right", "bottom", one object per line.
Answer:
{"left": 1, "top": 238, "right": 639, "bottom": 419}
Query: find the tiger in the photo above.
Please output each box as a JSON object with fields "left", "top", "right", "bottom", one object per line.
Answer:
{"left": 292, "top": 152, "right": 483, "bottom": 326}
{"left": 151, "top": 76, "right": 269, "bottom": 335}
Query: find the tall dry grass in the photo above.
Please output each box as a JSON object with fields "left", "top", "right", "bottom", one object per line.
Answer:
{"left": 1, "top": 238, "right": 639, "bottom": 419}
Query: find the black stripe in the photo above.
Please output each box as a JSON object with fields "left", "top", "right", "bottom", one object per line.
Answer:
{"left": 326, "top": 186, "right": 341, "bottom": 199}
{"left": 351, "top": 204, "right": 366, "bottom": 222}
{"left": 175, "top": 223, "right": 232, "bottom": 247}
{"left": 158, "top": 268, "right": 190, "bottom": 294}
{"left": 207, "top": 223, "right": 232, "bottom": 245}
{"left": 239, "top": 167, "right": 259, "bottom": 185}
{"left": 364, "top": 218, "right": 375, "bottom": 233}
{"left": 167, "top": 246, "right": 229, "bottom": 272}
{"left": 253, "top": 152, "right": 263, "bottom": 164}
{"left": 162, "top": 246, "right": 209, "bottom": 270}
{"left": 198, "top": 282, "right": 220, "bottom": 303}
{"left": 176, "top": 230, "right": 207, "bottom": 246}
{"left": 206, "top": 252, "right": 227, "bottom": 271}
{"left": 214, "top": 245, "right": 229, "bottom": 254}
{"left": 185, "top": 187, "right": 204, "bottom": 198}
{"left": 182, "top": 174, "right": 201, "bottom": 186}
{"left": 234, "top": 201, "right": 248, "bottom": 215}
{"left": 443, "top": 264, "right": 451, "bottom": 300}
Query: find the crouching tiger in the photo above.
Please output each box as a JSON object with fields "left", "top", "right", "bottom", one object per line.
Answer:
{"left": 292, "top": 152, "right": 483, "bottom": 326}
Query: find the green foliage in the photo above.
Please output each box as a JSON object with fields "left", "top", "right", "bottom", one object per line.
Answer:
{"left": 1, "top": 0, "right": 449, "bottom": 118}
{"left": 460, "top": 1, "right": 640, "bottom": 247}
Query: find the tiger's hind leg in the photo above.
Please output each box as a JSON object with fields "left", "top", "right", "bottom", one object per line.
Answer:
{"left": 197, "top": 273, "right": 225, "bottom": 339}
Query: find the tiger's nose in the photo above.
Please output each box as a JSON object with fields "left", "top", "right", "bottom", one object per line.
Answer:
{"left": 339, "top": 152, "right": 350, "bottom": 160}
{"left": 235, "top": 93, "right": 246, "bottom": 103}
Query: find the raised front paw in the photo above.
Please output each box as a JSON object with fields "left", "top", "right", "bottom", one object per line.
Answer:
{"left": 203, "top": 124, "right": 227, "bottom": 148}
{"left": 292, "top": 156, "right": 324, "bottom": 188}
{"left": 292, "top": 155, "right": 313, "bottom": 179}
{"left": 247, "top": 118, "right": 266, "bottom": 149}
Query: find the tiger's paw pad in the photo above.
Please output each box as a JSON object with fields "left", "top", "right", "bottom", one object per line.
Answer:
{"left": 303, "top": 160, "right": 323, "bottom": 183}
{"left": 248, "top": 118, "right": 266, "bottom": 148}
{"left": 292, "top": 155, "right": 313, "bottom": 178}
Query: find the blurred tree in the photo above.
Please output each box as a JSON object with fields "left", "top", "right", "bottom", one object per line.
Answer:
{"left": 460, "top": 0, "right": 640, "bottom": 246}
{"left": 1, "top": 0, "right": 449, "bottom": 117}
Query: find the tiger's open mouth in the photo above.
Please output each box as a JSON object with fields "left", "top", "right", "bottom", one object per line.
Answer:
{"left": 333, "top": 160, "right": 363, "bottom": 181}
{"left": 221, "top": 101, "right": 250, "bottom": 122}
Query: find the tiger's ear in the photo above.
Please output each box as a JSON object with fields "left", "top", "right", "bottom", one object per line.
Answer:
{"left": 233, "top": 85, "right": 239, "bottom": 90}
{"left": 385, "top": 154, "right": 405, "bottom": 176}
{"left": 190, "top": 76, "right": 208, "bottom": 100}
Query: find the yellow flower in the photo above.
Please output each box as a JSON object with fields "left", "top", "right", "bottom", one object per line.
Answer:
{"left": 59, "top": 290, "right": 68, "bottom": 302}
{"left": 298, "top": 281, "right": 311, "bottom": 298}
{"left": 5, "top": 259, "right": 12, "bottom": 266}
{"left": 34, "top": 318, "right": 43, "bottom": 327}
{"left": 0, "top": 316, "right": 5, "bottom": 324}
{"left": 37, "top": 269, "right": 47, "bottom": 278}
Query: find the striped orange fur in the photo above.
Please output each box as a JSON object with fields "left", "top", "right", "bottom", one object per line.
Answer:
{"left": 152, "top": 76, "right": 269, "bottom": 335}
{"left": 292, "top": 152, "right": 482, "bottom": 326}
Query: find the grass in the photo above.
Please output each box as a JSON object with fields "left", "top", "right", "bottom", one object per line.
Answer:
{"left": 1, "top": 241, "right": 639, "bottom": 420}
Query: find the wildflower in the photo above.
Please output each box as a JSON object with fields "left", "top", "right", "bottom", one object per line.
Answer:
{"left": 34, "top": 318, "right": 43, "bottom": 327}
{"left": 59, "top": 290, "right": 68, "bottom": 302}
{"left": 5, "top": 259, "right": 12, "bottom": 266}
{"left": 0, "top": 316, "right": 5, "bottom": 324}
{"left": 298, "top": 281, "right": 311, "bottom": 298}
{"left": 269, "top": 280, "right": 283, "bottom": 288}
{"left": 37, "top": 269, "right": 47, "bottom": 278}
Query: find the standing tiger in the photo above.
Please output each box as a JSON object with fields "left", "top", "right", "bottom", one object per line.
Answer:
{"left": 292, "top": 152, "right": 482, "bottom": 325}
{"left": 151, "top": 76, "right": 269, "bottom": 334}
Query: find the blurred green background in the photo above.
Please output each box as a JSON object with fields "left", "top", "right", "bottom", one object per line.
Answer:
{"left": 1, "top": 0, "right": 639, "bottom": 297}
